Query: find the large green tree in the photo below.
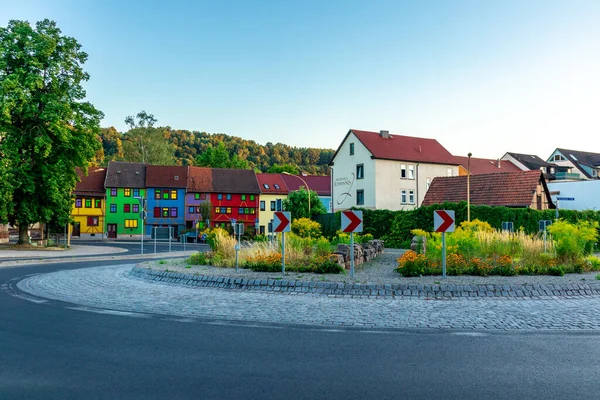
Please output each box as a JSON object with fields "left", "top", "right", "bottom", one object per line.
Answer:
{"left": 0, "top": 19, "right": 103, "bottom": 244}
{"left": 121, "top": 110, "right": 175, "bottom": 165}
{"left": 282, "top": 188, "right": 327, "bottom": 220}
{"left": 195, "top": 141, "right": 250, "bottom": 169}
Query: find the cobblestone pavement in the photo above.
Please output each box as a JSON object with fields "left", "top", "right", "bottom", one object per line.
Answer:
{"left": 16, "top": 264, "right": 600, "bottom": 331}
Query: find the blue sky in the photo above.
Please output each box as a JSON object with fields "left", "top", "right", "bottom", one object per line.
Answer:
{"left": 2, "top": 0, "right": 600, "bottom": 159}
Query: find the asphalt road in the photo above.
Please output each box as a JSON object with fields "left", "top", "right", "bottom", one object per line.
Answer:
{"left": 1, "top": 260, "right": 600, "bottom": 399}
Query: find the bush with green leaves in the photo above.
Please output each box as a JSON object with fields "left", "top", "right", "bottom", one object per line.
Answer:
{"left": 547, "top": 220, "right": 598, "bottom": 264}
{"left": 291, "top": 217, "right": 322, "bottom": 238}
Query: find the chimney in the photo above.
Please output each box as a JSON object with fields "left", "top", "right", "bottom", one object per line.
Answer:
{"left": 379, "top": 130, "right": 390, "bottom": 138}
{"left": 496, "top": 159, "right": 501, "bottom": 168}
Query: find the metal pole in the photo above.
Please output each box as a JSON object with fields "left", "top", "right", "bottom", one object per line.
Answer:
{"left": 555, "top": 200, "right": 559, "bottom": 220}
{"left": 442, "top": 232, "right": 447, "bottom": 278}
{"left": 281, "top": 232, "right": 285, "bottom": 274}
{"left": 467, "top": 152, "right": 472, "bottom": 222}
{"left": 350, "top": 232, "right": 355, "bottom": 278}
{"left": 543, "top": 228, "right": 547, "bottom": 252}
{"left": 154, "top": 227, "right": 157, "bottom": 254}
{"left": 141, "top": 214, "right": 144, "bottom": 255}
{"left": 169, "top": 227, "right": 172, "bottom": 253}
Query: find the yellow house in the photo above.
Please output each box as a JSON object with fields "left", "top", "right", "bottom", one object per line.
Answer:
{"left": 72, "top": 167, "right": 107, "bottom": 238}
{"left": 256, "top": 173, "right": 289, "bottom": 235}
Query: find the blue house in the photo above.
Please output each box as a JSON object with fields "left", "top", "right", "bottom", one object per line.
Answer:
{"left": 145, "top": 166, "right": 188, "bottom": 238}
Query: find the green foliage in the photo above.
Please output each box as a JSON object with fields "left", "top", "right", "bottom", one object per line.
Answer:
{"left": 267, "top": 164, "right": 299, "bottom": 174}
{"left": 291, "top": 217, "right": 322, "bottom": 238}
{"left": 331, "top": 231, "right": 351, "bottom": 245}
{"left": 283, "top": 188, "right": 327, "bottom": 219}
{"left": 0, "top": 19, "right": 103, "bottom": 243}
{"left": 547, "top": 220, "right": 598, "bottom": 264}
{"left": 121, "top": 111, "right": 176, "bottom": 165}
{"left": 313, "top": 237, "right": 333, "bottom": 257}
{"left": 195, "top": 141, "right": 250, "bottom": 169}
{"left": 189, "top": 251, "right": 212, "bottom": 265}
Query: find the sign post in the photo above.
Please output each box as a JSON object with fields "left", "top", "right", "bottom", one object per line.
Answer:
{"left": 434, "top": 210, "right": 455, "bottom": 278}
{"left": 539, "top": 220, "right": 552, "bottom": 252}
{"left": 134, "top": 196, "right": 146, "bottom": 255}
{"left": 555, "top": 197, "right": 574, "bottom": 220}
{"left": 273, "top": 211, "right": 291, "bottom": 274}
{"left": 341, "top": 210, "right": 363, "bottom": 278}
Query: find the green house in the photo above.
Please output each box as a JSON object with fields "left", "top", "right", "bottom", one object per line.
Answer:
{"left": 104, "top": 162, "right": 147, "bottom": 239}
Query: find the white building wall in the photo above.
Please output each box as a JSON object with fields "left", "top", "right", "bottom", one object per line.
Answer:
{"left": 548, "top": 180, "right": 600, "bottom": 211}
{"left": 331, "top": 132, "right": 376, "bottom": 211}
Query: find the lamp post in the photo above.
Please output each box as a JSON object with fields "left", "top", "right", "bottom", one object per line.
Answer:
{"left": 255, "top": 218, "right": 259, "bottom": 236}
{"left": 283, "top": 172, "right": 311, "bottom": 218}
{"left": 134, "top": 195, "right": 145, "bottom": 255}
{"left": 467, "top": 153, "right": 472, "bottom": 222}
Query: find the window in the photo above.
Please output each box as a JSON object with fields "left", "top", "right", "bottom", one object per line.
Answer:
{"left": 356, "top": 164, "right": 364, "bottom": 179}
{"left": 226, "top": 194, "right": 232, "bottom": 200}
{"left": 215, "top": 207, "right": 221, "bottom": 214}
{"left": 401, "top": 164, "right": 407, "bottom": 178}
{"left": 408, "top": 165, "right": 415, "bottom": 179}
{"left": 350, "top": 143, "right": 355, "bottom": 155}
{"left": 409, "top": 190, "right": 415, "bottom": 204}
{"left": 220, "top": 207, "right": 226, "bottom": 214}
{"left": 170, "top": 190, "right": 177, "bottom": 200}
{"left": 356, "top": 189, "right": 364, "bottom": 205}
{"left": 110, "top": 204, "right": 117, "bottom": 213}
{"left": 85, "top": 199, "right": 92, "bottom": 208}
{"left": 250, "top": 195, "right": 255, "bottom": 201}
{"left": 133, "top": 204, "right": 139, "bottom": 213}
{"left": 133, "top": 188, "right": 140, "bottom": 197}
{"left": 550, "top": 167, "right": 556, "bottom": 174}
{"left": 263, "top": 184, "right": 270, "bottom": 189}
{"left": 170, "top": 208, "right": 177, "bottom": 217}
{"left": 75, "top": 199, "right": 82, "bottom": 208}
{"left": 162, "top": 190, "right": 169, "bottom": 200}
{"left": 226, "top": 207, "right": 232, "bottom": 214}
{"left": 155, "top": 190, "right": 161, "bottom": 199}
{"left": 447, "top": 168, "right": 453, "bottom": 177}
{"left": 189, "top": 206, "right": 195, "bottom": 214}
{"left": 153, "top": 207, "right": 160, "bottom": 218}
{"left": 218, "top": 194, "right": 223, "bottom": 200}
{"left": 124, "top": 204, "right": 131, "bottom": 213}
{"left": 241, "top": 195, "right": 246, "bottom": 201}
{"left": 401, "top": 190, "right": 407, "bottom": 204}
{"left": 239, "top": 208, "right": 245, "bottom": 214}
{"left": 260, "top": 201, "right": 265, "bottom": 211}
{"left": 124, "top": 188, "right": 131, "bottom": 197}
{"left": 110, "top": 188, "right": 117, "bottom": 196}
{"left": 125, "top": 219, "right": 138, "bottom": 228}
{"left": 426, "top": 178, "right": 431, "bottom": 190}
{"left": 270, "top": 201, "right": 276, "bottom": 211}
{"left": 274, "top": 184, "right": 280, "bottom": 189}
{"left": 94, "top": 199, "right": 101, "bottom": 208}
{"left": 195, "top": 206, "right": 202, "bottom": 213}
{"left": 194, "top": 193, "right": 200, "bottom": 200}
{"left": 553, "top": 154, "right": 566, "bottom": 161}
{"left": 162, "top": 208, "right": 169, "bottom": 217}
{"left": 541, "top": 167, "right": 546, "bottom": 173}
{"left": 87, "top": 216, "right": 99, "bottom": 226}
{"left": 250, "top": 208, "right": 255, "bottom": 215}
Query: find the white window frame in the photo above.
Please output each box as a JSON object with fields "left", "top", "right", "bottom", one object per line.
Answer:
{"left": 409, "top": 190, "right": 415, "bottom": 204}
{"left": 400, "top": 164, "right": 407, "bottom": 179}
{"left": 408, "top": 165, "right": 415, "bottom": 179}
{"left": 426, "top": 178, "right": 431, "bottom": 190}
{"left": 401, "top": 190, "right": 407, "bottom": 204}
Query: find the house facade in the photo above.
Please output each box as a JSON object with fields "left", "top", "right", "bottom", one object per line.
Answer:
{"left": 0, "top": 224, "right": 8, "bottom": 243}
{"left": 329, "top": 129, "right": 460, "bottom": 211}
{"left": 547, "top": 180, "right": 600, "bottom": 211}
{"left": 256, "top": 173, "right": 289, "bottom": 235}
{"left": 210, "top": 169, "right": 260, "bottom": 230}
{"left": 104, "top": 162, "right": 147, "bottom": 239}
{"left": 71, "top": 167, "right": 107, "bottom": 238}
{"left": 501, "top": 152, "right": 563, "bottom": 180}
{"left": 547, "top": 149, "right": 600, "bottom": 181}
{"left": 423, "top": 170, "right": 554, "bottom": 210}
{"left": 145, "top": 165, "right": 188, "bottom": 238}
{"left": 186, "top": 166, "right": 212, "bottom": 231}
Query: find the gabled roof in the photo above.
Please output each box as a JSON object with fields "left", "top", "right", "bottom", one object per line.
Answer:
{"left": 211, "top": 168, "right": 260, "bottom": 194}
{"left": 453, "top": 156, "right": 521, "bottom": 175}
{"left": 505, "top": 152, "right": 556, "bottom": 170}
{"left": 187, "top": 166, "right": 213, "bottom": 192}
{"left": 553, "top": 148, "right": 600, "bottom": 179}
{"left": 104, "top": 162, "right": 146, "bottom": 188}
{"left": 145, "top": 165, "right": 188, "bottom": 188}
{"left": 281, "top": 174, "right": 331, "bottom": 196}
{"left": 422, "top": 170, "right": 553, "bottom": 208}
{"left": 256, "top": 173, "right": 289, "bottom": 194}
{"left": 74, "top": 167, "right": 107, "bottom": 196}
{"left": 330, "top": 129, "right": 459, "bottom": 166}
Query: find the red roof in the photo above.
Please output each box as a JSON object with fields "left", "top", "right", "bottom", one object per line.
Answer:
{"left": 280, "top": 174, "right": 331, "bottom": 196}
{"left": 145, "top": 166, "right": 188, "bottom": 188}
{"left": 454, "top": 156, "right": 521, "bottom": 175}
{"left": 348, "top": 129, "right": 459, "bottom": 165}
{"left": 187, "top": 166, "right": 212, "bottom": 192}
{"left": 422, "top": 170, "right": 551, "bottom": 208}
{"left": 74, "top": 167, "right": 107, "bottom": 196}
{"left": 256, "top": 173, "right": 289, "bottom": 194}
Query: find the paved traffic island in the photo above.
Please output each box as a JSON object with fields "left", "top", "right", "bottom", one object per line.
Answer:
{"left": 133, "top": 249, "right": 600, "bottom": 299}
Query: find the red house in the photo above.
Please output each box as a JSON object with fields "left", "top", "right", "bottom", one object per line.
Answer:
{"left": 209, "top": 168, "right": 261, "bottom": 229}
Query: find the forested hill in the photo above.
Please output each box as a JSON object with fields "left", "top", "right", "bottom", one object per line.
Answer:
{"left": 99, "top": 126, "right": 335, "bottom": 175}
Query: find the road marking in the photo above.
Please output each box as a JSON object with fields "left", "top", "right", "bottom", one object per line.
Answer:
{"left": 451, "top": 332, "right": 488, "bottom": 337}
{"left": 7, "top": 292, "right": 48, "bottom": 304}
{"left": 66, "top": 306, "right": 150, "bottom": 318}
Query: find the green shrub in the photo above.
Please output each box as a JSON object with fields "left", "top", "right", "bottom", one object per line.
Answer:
{"left": 548, "top": 265, "right": 566, "bottom": 276}
{"left": 189, "top": 252, "right": 212, "bottom": 265}
{"left": 547, "top": 220, "right": 598, "bottom": 264}
{"left": 313, "top": 237, "right": 333, "bottom": 257}
{"left": 396, "top": 250, "right": 437, "bottom": 276}
{"left": 292, "top": 217, "right": 322, "bottom": 238}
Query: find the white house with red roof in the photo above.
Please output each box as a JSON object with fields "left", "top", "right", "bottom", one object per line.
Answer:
{"left": 329, "top": 129, "right": 460, "bottom": 211}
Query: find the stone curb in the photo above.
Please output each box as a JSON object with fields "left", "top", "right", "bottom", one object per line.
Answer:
{"left": 129, "top": 267, "right": 600, "bottom": 299}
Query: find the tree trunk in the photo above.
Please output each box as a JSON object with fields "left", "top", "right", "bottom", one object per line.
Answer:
{"left": 17, "top": 224, "right": 30, "bottom": 245}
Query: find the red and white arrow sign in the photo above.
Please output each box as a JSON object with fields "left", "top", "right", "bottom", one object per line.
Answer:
{"left": 434, "top": 210, "right": 455, "bottom": 233}
{"left": 341, "top": 210, "right": 363, "bottom": 233}
{"left": 273, "top": 211, "right": 291, "bottom": 233}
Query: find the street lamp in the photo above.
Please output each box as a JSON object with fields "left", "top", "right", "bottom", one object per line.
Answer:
{"left": 134, "top": 195, "right": 146, "bottom": 255}
{"left": 255, "top": 218, "right": 259, "bottom": 236}
{"left": 283, "top": 172, "right": 311, "bottom": 218}
{"left": 467, "top": 153, "right": 472, "bottom": 222}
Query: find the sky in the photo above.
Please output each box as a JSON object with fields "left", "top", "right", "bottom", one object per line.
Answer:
{"left": 2, "top": 0, "right": 600, "bottom": 159}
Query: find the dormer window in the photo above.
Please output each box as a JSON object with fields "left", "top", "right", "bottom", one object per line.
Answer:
{"left": 274, "top": 184, "right": 280, "bottom": 189}
{"left": 553, "top": 154, "right": 566, "bottom": 161}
